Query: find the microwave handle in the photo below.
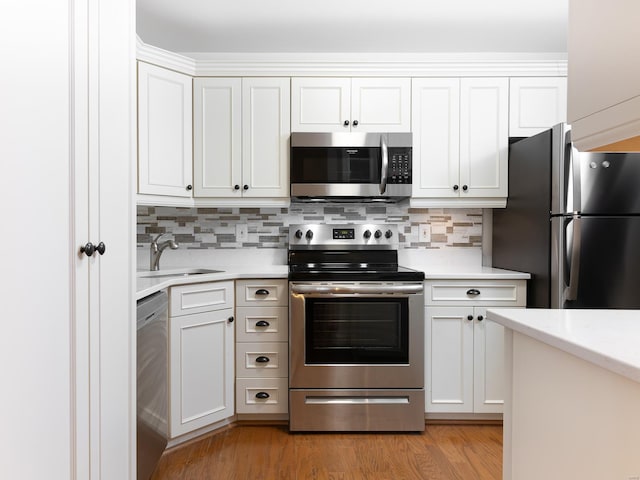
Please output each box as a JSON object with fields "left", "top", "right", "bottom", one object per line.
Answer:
{"left": 380, "top": 134, "right": 388, "bottom": 195}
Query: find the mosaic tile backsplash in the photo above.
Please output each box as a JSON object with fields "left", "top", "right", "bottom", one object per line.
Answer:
{"left": 137, "top": 204, "right": 482, "bottom": 250}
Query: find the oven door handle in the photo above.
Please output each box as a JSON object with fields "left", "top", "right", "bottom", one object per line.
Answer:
{"left": 290, "top": 284, "right": 423, "bottom": 295}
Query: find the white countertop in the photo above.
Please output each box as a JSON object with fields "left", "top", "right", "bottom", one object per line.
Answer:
{"left": 487, "top": 308, "right": 640, "bottom": 384}
{"left": 136, "top": 265, "right": 288, "bottom": 300}
{"left": 421, "top": 266, "right": 530, "bottom": 280}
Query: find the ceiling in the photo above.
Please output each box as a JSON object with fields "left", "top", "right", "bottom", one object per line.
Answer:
{"left": 136, "top": 0, "right": 568, "bottom": 55}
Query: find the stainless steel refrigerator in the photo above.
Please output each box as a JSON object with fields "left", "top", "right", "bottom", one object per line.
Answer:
{"left": 493, "top": 123, "right": 640, "bottom": 309}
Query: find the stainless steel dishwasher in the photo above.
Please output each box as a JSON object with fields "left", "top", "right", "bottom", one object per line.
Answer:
{"left": 136, "top": 290, "right": 168, "bottom": 480}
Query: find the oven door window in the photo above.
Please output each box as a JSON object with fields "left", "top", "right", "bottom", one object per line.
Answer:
{"left": 291, "top": 147, "right": 381, "bottom": 184}
{"left": 305, "top": 297, "right": 409, "bottom": 364}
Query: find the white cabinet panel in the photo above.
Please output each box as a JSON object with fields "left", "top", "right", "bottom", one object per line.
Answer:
{"left": 425, "top": 279, "right": 526, "bottom": 415}
{"left": 351, "top": 78, "right": 411, "bottom": 132}
{"left": 291, "top": 77, "right": 410, "bottom": 132}
{"left": 291, "top": 77, "right": 350, "bottom": 131}
{"left": 509, "top": 77, "right": 567, "bottom": 137}
{"left": 193, "top": 78, "right": 242, "bottom": 197}
{"left": 473, "top": 307, "right": 506, "bottom": 414}
{"left": 460, "top": 78, "right": 509, "bottom": 198}
{"left": 194, "top": 77, "right": 290, "bottom": 200}
{"left": 411, "top": 77, "right": 508, "bottom": 205}
{"left": 168, "top": 281, "right": 235, "bottom": 438}
{"left": 426, "top": 306, "right": 474, "bottom": 413}
{"left": 138, "top": 62, "right": 192, "bottom": 197}
{"left": 411, "top": 78, "right": 460, "bottom": 198}
{"left": 242, "top": 78, "right": 290, "bottom": 198}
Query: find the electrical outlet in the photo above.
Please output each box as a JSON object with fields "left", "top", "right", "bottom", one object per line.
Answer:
{"left": 419, "top": 224, "right": 431, "bottom": 242}
{"left": 236, "top": 224, "right": 248, "bottom": 242}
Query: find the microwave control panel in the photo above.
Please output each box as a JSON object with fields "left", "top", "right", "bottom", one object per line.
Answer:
{"left": 388, "top": 148, "right": 412, "bottom": 184}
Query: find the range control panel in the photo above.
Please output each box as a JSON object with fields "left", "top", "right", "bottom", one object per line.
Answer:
{"left": 289, "top": 223, "right": 398, "bottom": 249}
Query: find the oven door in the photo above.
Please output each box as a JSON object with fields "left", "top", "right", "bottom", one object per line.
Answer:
{"left": 289, "top": 282, "right": 424, "bottom": 389}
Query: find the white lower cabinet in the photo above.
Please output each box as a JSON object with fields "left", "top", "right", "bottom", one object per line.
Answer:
{"left": 169, "top": 281, "right": 235, "bottom": 438}
{"left": 235, "top": 279, "right": 289, "bottom": 416}
{"left": 425, "top": 279, "right": 526, "bottom": 415}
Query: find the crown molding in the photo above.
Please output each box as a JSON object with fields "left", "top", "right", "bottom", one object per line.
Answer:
{"left": 136, "top": 36, "right": 197, "bottom": 75}
{"left": 136, "top": 38, "right": 567, "bottom": 77}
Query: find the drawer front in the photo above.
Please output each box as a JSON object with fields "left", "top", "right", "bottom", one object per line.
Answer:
{"left": 425, "top": 279, "right": 526, "bottom": 307}
{"left": 236, "top": 342, "right": 288, "bottom": 378}
{"left": 235, "top": 279, "right": 288, "bottom": 307}
{"left": 170, "top": 280, "right": 234, "bottom": 317}
{"left": 236, "top": 378, "right": 288, "bottom": 414}
{"left": 236, "top": 306, "right": 288, "bottom": 342}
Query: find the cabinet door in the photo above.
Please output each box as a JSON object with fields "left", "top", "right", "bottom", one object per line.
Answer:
{"left": 138, "top": 62, "right": 193, "bottom": 197}
{"left": 169, "top": 308, "right": 234, "bottom": 437}
{"left": 425, "top": 306, "right": 474, "bottom": 413}
{"left": 411, "top": 78, "right": 461, "bottom": 198}
{"left": 460, "top": 78, "right": 508, "bottom": 198}
{"left": 351, "top": 78, "right": 411, "bottom": 132}
{"left": 193, "top": 77, "right": 242, "bottom": 197}
{"left": 509, "top": 77, "right": 567, "bottom": 137}
{"left": 291, "top": 77, "right": 350, "bottom": 132}
{"left": 472, "top": 307, "right": 505, "bottom": 413}
{"left": 242, "top": 78, "right": 290, "bottom": 197}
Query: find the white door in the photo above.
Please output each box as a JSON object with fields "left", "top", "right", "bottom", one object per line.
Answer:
{"left": 425, "top": 306, "right": 474, "bottom": 413}
{"left": 170, "top": 309, "right": 235, "bottom": 437}
{"left": 411, "top": 78, "right": 461, "bottom": 198}
{"left": 459, "top": 78, "right": 509, "bottom": 198}
{"left": 242, "top": 78, "right": 290, "bottom": 198}
{"left": 351, "top": 78, "right": 411, "bottom": 132}
{"left": 1, "top": 1, "right": 134, "bottom": 478}
{"left": 138, "top": 62, "right": 193, "bottom": 197}
{"left": 193, "top": 77, "right": 242, "bottom": 197}
{"left": 473, "top": 307, "right": 506, "bottom": 413}
{"left": 290, "top": 77, "right": 351, "bottom": 132}
{"left": 509, "top": 77, "right": 567, "bottom": 137}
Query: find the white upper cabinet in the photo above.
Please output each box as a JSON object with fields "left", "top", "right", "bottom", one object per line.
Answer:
{"left": 291, "top": 77, "right": 411, "bottom": 132}
{"left": 137, "top": 62, "right": 193, "bottom": 197}
{"left": 193, "top": 77, "right": 290, "bottom": 200}
{"left": 509, "top": 77, "right": 567, "bottom": 137}
{"left": 411, "top": 77, "right": 508, "bottom": 206}
{"left": 568, "top": 0, "right": 640, "bottom": 151}
{"left": 193, "top": 78, "right": 242, "bottom": 197}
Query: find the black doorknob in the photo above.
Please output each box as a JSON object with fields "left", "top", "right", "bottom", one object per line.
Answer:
{"left": 186, "top": 184, "right": 193, "bottom": 191}
{"left": 467, "top": 315, "right": 474, "bottom": 321}
{"left": 344, "top": 120, "right": 350, "bottom": 126}
{"left": 228, "top": 316, "right": 234, "bottom": 323}
{"left": 234, "top": 185, "right": 240, "bottom": 190}
{"left": 353, "top": 120, "right": 359, "bottom": 126}
{"left": 453, "top": 185, "right": 459, "bottom": 191}
{"left": 462, "top": 185, "right": 468, "bottom": 191}
{"left": 81, "top": 242, "right": 106, "bottom": 257}
{"left": 243, "top": 185, "right": 249, "bottom": 190}
{"left": 477, "top": 315, "right": 484, "bottom": 321}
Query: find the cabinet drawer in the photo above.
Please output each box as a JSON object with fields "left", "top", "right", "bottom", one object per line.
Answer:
{"left": 236, "top": 378, "right": 288, "bottom": 414}
{"left": 236, "top": 342, "right": 288, "bottom": 378}
{"left": 170, "top": 280, "right": 234, "bottom": 317}
{"left": 235, "top": 306, "right": 288, "bottom": 342}
{"left": 424, "top": 279, "right": 526, "bottom": 307}
{"left": 235, "top": 279, "right": 288, "bottom": 307}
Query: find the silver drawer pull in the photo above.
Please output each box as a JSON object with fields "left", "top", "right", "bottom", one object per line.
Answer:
{"left": 305, "top": 396, "right": 409, "bottom": 405}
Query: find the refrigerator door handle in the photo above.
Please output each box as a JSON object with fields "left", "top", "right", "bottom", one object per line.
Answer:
{"left": 567, "top": 130, "right": 581, "bottom": 213}
{"left": 565, "top": 216, "right": 582, "bottom": 302}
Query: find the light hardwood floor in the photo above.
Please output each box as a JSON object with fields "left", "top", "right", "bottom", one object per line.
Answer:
{"left": 151, "top": 424, "right": 502, "bottom": 480}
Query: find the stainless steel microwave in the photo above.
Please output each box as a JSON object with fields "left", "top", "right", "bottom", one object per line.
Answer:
{"left": 290, "top": 132, "right": 412, "bottom": 202}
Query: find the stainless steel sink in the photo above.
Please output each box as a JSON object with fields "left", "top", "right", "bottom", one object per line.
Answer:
{"left": 136, "top": 268, "right": 224, "bottom": 279}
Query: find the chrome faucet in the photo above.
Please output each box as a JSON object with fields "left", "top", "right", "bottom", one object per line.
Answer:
{"left": 149, "top": 233, "right": 179, "bottom": 271}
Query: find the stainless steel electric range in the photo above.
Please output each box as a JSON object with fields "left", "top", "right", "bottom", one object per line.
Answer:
{"left": 288, "top": 223, "right": 425, "bottom": 432}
